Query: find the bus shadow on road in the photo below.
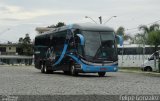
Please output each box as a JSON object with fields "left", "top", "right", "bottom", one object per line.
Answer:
{"left": 34, "top": 71, "right": 114, "bottom": 78}
{"left": 52, "top": 71, "right": 114, "bottom": 78}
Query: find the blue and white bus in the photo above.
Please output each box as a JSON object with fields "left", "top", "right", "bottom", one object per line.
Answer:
{"left": 34, "top": 23, "right": 123, "bottom": 76}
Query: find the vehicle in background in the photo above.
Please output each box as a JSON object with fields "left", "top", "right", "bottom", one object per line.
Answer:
{"left": 34, "top": 23, "right": 123, "bottom": 77}
{"left": 118, "top": 44, "right": 160, "bottom": 67}
{"left": 141, "top": 51, "right": 160, "bottom": 71}
{"left": 0, "top": 61, "right": 6, "bottom": 65}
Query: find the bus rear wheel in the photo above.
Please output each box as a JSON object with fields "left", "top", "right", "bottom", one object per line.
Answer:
{"left": 41, "top": 63, "right": 53, "bottom": 74}
{"left": 98, "top": 72, "right": 106, "bottom": 77}
{"left": 70, "top": 64, "right": 78, "bottom": 76}
{"left": 41, "top": 64, "right": 45, "bottom": 73}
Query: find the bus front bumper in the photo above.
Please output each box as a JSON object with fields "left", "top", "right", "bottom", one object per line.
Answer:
{"left": 75, "top": 65, "right": 118, "bottom": 73}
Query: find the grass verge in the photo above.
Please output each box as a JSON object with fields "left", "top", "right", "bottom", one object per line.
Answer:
{"left": 119, "top": 67, "right": 160, "bottom": 77}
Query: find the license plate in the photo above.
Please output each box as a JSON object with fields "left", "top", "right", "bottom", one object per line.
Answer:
{"left": 100, "top": 68, "right": 107, "bottom": 70}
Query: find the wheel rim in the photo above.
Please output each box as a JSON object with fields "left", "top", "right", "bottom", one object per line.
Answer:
{"left": 71, "top": 65, "right": 75, "bottom": 75}
{"left": 147, "top": 68, "right": 151, "bottom": 71}
{"left": 44, "top": 65, "right": 47, "bottom": 73}
{"left": 41, "top": 65, "right": 44, "bottom": 72}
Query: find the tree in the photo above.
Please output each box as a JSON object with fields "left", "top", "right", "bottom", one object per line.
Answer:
{"left": 149, "top": 24, "right": 159, "bottom": 32}
{"left": 47, "top": 22, "right": 66, "bottom": 28}
{"left": 17, "top": 34, "right": 33, "bottom": 56}
{"left": 19, "top": 37, "right": 23, "bottom": 43}
{"left": 116, "top": 26, "right": 125, "bottom": 36}
{"left": 139, "top": 24, "right": 160, "bottom": 72}
{"left": 55, "top": 22, "right": 66, "bottom": 28}
{"left": 133, "top": 33, "right": 145, "bottom": 44}
{"left": 36, "top": 22, "right": 66, "bottom": 34}
{"left": 116, "top": 26, "right": 132, "bottom": 41}
{"left": 23, "top": 34, "right": 31, "bottom": 44}
{"left": 148, "top": 30, "right": 160, "bottom": 52}
{"left": 138, "top": 24, "right": 160, "bottom": 44}
{"left": 148, "top": 30, "right": 160, "bottom": 72}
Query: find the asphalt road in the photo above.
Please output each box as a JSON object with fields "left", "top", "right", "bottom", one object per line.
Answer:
{"left": 0, "top": 66, "right": 160, "bottom": 95}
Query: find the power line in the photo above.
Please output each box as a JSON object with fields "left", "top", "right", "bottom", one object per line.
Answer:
{"left": 146, "top": 19, "right": 160, "bottom": 25}
{"left": 126, "top": 19, "right": 160, "bottom": 31}
{"left": 0, "top": 28, "right": 10, "bottom": 36}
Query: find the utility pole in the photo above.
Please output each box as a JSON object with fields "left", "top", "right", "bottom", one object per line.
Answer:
{"left": 103, "top": 16, "right": 117, "bottom": 24}
{"left": 85, "top": 16, "right": 116, "bottom": 24}
{"left": 85, "top": 16, "right": 97, "bottom": 24}
{"left": 99, "top": 16, "right": 102, "bottom": 24}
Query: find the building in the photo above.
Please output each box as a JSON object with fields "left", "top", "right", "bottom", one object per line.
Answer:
{"left": 0, "top": 43, "right": 17, "bottom": 55}
{"left": 0, "top": 43, "right": 33, "bottom": 65}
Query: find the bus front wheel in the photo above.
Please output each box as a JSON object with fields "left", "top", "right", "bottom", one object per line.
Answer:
{"left": 98, "top": 72, "right": 106, "bottom": 77}
{"left": 70, "top": 64, "right": 78, "bottom": 76}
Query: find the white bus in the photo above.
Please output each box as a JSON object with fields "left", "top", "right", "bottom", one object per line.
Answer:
{"left": 118, "top": 44, "right": 160, "bottom": 69}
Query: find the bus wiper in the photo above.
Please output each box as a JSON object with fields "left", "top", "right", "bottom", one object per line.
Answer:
{"left": 93, "top": 45, "right": 103, "bottom": 59}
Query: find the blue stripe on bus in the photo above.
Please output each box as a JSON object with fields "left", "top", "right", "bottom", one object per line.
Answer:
{"left": 67, "top": 54, "right": 118, "bottom": 72}
{"left": 53, "top": 44, "right": 68, "bottom": 66}
{"left": 52, "top": 24, "right": 73, "bottom": 66}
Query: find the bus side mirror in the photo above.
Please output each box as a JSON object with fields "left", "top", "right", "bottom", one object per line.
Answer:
{"left": 116, "top": 35, "right": 123, "bottom": 46}
{"left": 76, "top": 34, "right": 85, "bottom": 46}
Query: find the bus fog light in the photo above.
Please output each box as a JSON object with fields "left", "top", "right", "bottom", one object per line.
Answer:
{"left": 114, "top": 67, "right": 117, "bottom": 70}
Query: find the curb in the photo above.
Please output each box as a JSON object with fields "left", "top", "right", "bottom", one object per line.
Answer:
{"left": 119, "top": 69, "right": 160, "bottom": 76}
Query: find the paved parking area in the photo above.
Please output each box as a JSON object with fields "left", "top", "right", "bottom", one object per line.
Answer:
{"left": 0, "top": 66, "right": 160, "bottom": 95}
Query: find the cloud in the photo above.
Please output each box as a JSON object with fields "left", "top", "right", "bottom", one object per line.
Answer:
{"left": 0, "top": 5, "right": 53, "bottom": 20}
{"left": 0, "top": 4, "right": 94, "bottom": 22}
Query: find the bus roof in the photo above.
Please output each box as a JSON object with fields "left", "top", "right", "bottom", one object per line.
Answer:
{"left": 35, "top": 23, "right": 114, "bottom": 38}
{"left": 70, "top": 23, "right": 114, "bottom": 31}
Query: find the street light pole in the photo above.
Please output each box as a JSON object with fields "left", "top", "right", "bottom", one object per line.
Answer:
{"left": 85, "top": 16, "right": 98, "bottom": 24}
{"left": 85, "top": 16, "right": 117, "bottom": 24}
{"left": 99, "top": 16, "right": 102, "bottom": 24}
{"left": 103, "top": 16, "right": 117, "bottom": 24}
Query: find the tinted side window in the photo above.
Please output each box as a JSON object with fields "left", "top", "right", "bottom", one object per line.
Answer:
{"left": 54, "top": 31, "right": 67, "bottom": 55}
{"left": 35, "top": 35, "right": 50, "bottom": 46}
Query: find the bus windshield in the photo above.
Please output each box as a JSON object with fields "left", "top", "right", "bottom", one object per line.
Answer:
{"left": 82, "top": 31, "right": 117, "bottom": 62}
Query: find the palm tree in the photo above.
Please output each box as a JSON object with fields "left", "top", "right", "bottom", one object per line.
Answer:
{"left": 148, "top": 30, "right": 160, "bottom": 52}
{"left": 139, "top": 23, "right": 159, "bottom": 34}
{"left": 149, "top": 24, "right": 159, "bottom": 32}
{"left": 116, "top": 26, "right": 125, "bottom": 36}
{"left": 138, "top": 24, "right": 160, "bottom": 44}
{"left": 116, "top": 26, "right": 132, "bottom": 41}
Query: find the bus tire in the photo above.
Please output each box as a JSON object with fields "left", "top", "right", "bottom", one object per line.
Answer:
{"left": 41, "top": 64, "right": 45, "bottom": 73}
{"left": 70, "top": 64, "right": 78, "bottom": 76}
{"left": 98, "top": 72, "right": 106, "bottom": 77}
{"left": 144, "top": 66, "right": 152, "bottom": 72}
{"left": 63, "top": 71, "right": 70, "bottom": 75}
{"left": 43, "top": 64, "right": 53, "bottom": 74}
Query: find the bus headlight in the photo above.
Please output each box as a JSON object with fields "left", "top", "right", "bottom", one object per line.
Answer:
{"left": 114, "top": 67, "right": 117, "bottom": 71}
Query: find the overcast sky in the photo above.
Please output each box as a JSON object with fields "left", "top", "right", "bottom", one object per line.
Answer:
{"left": 0, "top": 0, "right": 160, "bottom": 43}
